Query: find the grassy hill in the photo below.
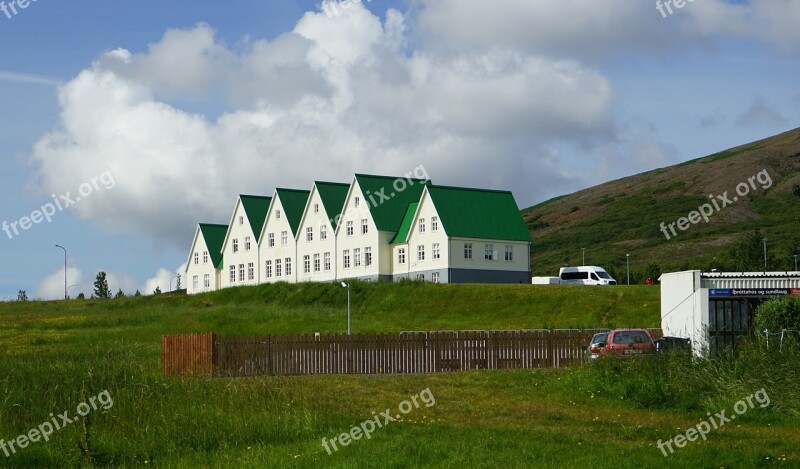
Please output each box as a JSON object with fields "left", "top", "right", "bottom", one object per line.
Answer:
{"left": 524, "top": 127, "right": 800, "bottom": 278}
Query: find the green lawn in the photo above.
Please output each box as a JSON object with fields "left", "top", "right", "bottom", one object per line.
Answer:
{"left": 0, "top": 283, "right": 797, "bottom": 468}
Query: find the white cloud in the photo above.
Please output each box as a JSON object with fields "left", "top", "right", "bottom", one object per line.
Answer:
{"left": 36, "top": 266, "right": 84, "bottom": 300}
{"left": 143, "top": 263, "right": 186, "bottom": 295}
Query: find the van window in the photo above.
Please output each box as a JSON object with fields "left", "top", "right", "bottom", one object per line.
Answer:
{"left": 591, "top": 273, "right": 599, "bottom": 281}
{"left": 561, "top": 272, "right": 589, "bottom": 280}
{"left": 596, "top": 271, "right": 612, "bottom": 279}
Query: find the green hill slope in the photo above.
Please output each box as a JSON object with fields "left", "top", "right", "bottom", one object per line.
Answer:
{"left": 524, "top": 127, "right": 800, "bottom": 278}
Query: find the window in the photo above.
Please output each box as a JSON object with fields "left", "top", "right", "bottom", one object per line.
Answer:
{"left": 432, "top": 272, "right": 440, "bottom": 283}
{"left": 203, "top": 251, "right": 208, "bottom": 264}
{"left": 416, "top": 274, "right": 425, "bottom": 281}
{"left": 343, "top": 250, "right": 351, "bottom": 269}
{"left": 281, "top": 231, "right": 288, "bottom": 246}
{"left": 194, "top": 252, "right": 199, "bottom": 265}
{"left": 361, "top": 219, "right": 368, "bottom": 235}
{"left": 433, "top": 243, "right": 440, "bottom": 260}
{"left": 419, "top": 218, "right": 426, "bottom": 234}
{"left": 285, "top": 258, "right": 292, "bottom": 276}
{"left": 354, "top": 248, "right": 361, "bottom": 268}
{"left": 320, "top": 225, "right": 327, "bottom": 240}
{"left": 248, "top": 262, "right": 254, "bottom": 280}
{"left": 268, "top": 233, "right": 275, "bottom": 248}
{"left": 464, "top": 243, "right": 473, "bottom": 260}
{"left": 233, "top": 239, "right": 239, "bottom": 253}
{"left": 239, "top": 264, "right": 245, "bottom": 282}
{"left": 245, "top": 236, "right": 251, "bottom": 251}
{"left": 365, "top": 247, "right": 372, "bottom": 267}
{"left": 505, "top": 245, "right": 514, "bottom": 262}
{"left": 193, "top": 275, "right": 198, "bottom": 290}
{"left": 314, "top": 203, "right": 319, "bottom": 214}
{"left": 276, "top": 210, "right": 281, "bottom": 219}
{"left": 204, "top": 274, "right": 210, "bottom": 289}
{"left": 306, "top": 227, "right": 313, "bottom": 242}
{"left": 275, "top": 259, "right": 282, "bottom": 277}
{"left": 418, "top": 245, "right": 425, "bottom": 261}
{"left": 304, "top": 255, "right": 311, "bottom": 274}
{"left": 485, "top": 244, "right": 496, "bottom": 261}
{"left": 314, "top": 254, "right": 321, "bottom": 272}
{"left": 229, "top": 266, "right": 236, "bottom": 283}
{"left": 265, "top": 260, "right": 272, "bottom": 278}
{"left": 239, "top": 215, "right": 244, "bottom": 225}
{"left": 355, "top": 197, "right": 360, "bottom": 208}
{"left": 432, "top": 216, "right": 439, "bottom": 232}
{"left": 398, "top": 248, "right": 406, "bottom": 264}
{"left": 324, "top": 252, "right": 331, "bottom": 271}
{"left": 346, "top": 221, "right": 354, "bottom": 236}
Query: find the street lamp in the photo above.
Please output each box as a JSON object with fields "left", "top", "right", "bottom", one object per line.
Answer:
{"left": 794, "top": 255, "right": 798, "bottom": 272}
{"left": 626, "top": 253, "right": 630, "bottom": 285}
{"left": 341, "top": 282, "right": 351, "bottom": 335}
{"left": 581, "top": 248, "right": 586, "bottom": 266}
{"left": 763, "top": 238, "right": 768, "bottom": 273}
{"left": 55, "top": 245, "right": 67, "bottom": 300}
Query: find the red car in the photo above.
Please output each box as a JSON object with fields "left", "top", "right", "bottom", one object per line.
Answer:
{"left": 599, "top": 329, "right": 656, "bottom": 358}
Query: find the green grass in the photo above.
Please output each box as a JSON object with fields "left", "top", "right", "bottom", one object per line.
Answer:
{"left": 0, "top": 283, "right": 797, "bottom": 467}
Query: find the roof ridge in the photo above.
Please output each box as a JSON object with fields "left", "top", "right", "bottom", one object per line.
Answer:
{"left": 429, "top": 184, "right": 513, "bottom": 195}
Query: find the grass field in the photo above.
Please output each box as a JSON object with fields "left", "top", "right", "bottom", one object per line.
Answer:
{"left": 0, "top": 283, "right": 797, "bottom": 468}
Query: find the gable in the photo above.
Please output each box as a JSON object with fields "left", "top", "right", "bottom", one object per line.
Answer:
{"left": 199, "top": 223, "right": 228, "bottom": 269}
{"left": 353, "top": 174, "right": 431, "bottom": 232}
{"left": 275, "top": 188, "right": 310, "bottom": 236}
{"left": 240, "top": 195, "right": 272, "bottom": 243}
{"left": 315, "top": 182, "right": 350, "bottom": 229}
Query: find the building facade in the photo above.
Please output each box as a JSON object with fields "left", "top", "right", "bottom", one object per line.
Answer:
{"left": 259, "top": 189, "right": 310, "bottom": 284}
{"left": 219, "top": 195, "right": 271, "bottom": 290}
{"left": 296, "top": 182, "right": 350, "bottom": 283}
{"left": 185, "top": 223, "right": 228, "bottom": 295}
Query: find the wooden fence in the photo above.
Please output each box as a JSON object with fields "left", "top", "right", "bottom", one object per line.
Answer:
{"left": 163, "top": 329, "right": 663, "bottom": 377}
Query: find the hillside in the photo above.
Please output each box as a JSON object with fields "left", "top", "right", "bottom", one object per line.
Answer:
{"left": 524, "top": 127, "right": 800, "bottom": 278}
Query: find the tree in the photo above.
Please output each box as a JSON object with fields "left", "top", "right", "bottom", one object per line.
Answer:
{"left": 17, "top": 290, "right": 28, "bottom": 302}
{"left": 153, "top": 286, "right": 162, "bottom": 295}
{"left": 641, "top": 262, "right": 662, "bottom": 284}
{"left": 755, "top": 296, "right": 800, "bottom": 332}
{"left": 77, "top": 293, "right": 86, "bottom": 300}
{"left": 93, "top": 272, "right": 110, "bottom": 299}
{"left": 175, "top": 274, "right": 182, "bottom": 290}
{"left": 115, "top": 289, "right": 126, "bottom": 299}
{"left": 134, "top": 290, "right": 142, "bottom": 297}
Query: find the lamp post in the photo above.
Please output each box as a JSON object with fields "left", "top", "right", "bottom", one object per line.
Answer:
{"left": 626, "top": 253, "right": 630, "bottom": 285}
{"left": 763, "top": 238, "right": 768, "bottom": 273}
{"left": 55, "top": 244, "right": 67, "bottom": 300}
{"left": 581, "top": 248, "right": 586, "bottom": 266}
{"left": 794, "top": 255, "right": 798, "bottom": 272}
{"left": 341, "top": 282, "right": 351, "bottom": 335}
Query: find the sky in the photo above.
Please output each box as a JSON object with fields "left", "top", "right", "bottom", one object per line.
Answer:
{"left": 0, "top": 0, "right": 798, "bottom": 300}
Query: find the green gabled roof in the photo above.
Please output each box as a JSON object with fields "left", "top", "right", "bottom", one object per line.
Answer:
{"left": 391, "top": 203, "right": 418, "bottom": 244}
{"left": 275, "top": 188, "right": 311, "bottom": 236}
{"left": 198, "top": 223, "right": 228, "bottom": 269}
{"left": 315, "top": 181, "right": 350, "bottom": 230}
{"left": 427, "top": 185, "right": 531, "bottom": 242}
{"left": 240, "top": 195, "right": 272, "bottom": 243}
{"left": 354, "top": 174, "right": 431, "bottom": 232}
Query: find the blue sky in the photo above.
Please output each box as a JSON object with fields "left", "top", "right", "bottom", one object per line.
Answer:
{"left": 1, "top": 0, "right": 798, "bottom": 299}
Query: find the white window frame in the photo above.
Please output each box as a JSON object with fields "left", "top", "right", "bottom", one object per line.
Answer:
{"left": 229, "top": 266, "right": 236, "bottom": 283}
{"left": 194, "top": 252, "right": 199, "bottom": 265}
{"left": 365, "top": 247, "right": 372, "bottom": 267}
{"left": 464, "top": 243, "right": 473, "bottom": 260}
{"left": 306, "top": 227, "right": 313, "bottom": 242}
{"left": 432, "top": 272, "right": 440, "bottom": 283}
{"left": 314, "top": 254, "right": 321, "bottom": 273}
{"left": 433, "top": 243, "right": 440, "bottom": 260}
{"left": 346, "top": 221, "right": 354, "bottom": 237}
{"left": 232, "top": 239, "right": 239, "bottom": 253}
{"left": 485, "top": 244, "right": 496, "bottom": 261}
{"left": 265, "top": 260, "right": 272, "bottom": 278}
{"left": 238, "top": 264, "right": 245, "bottom": 282}
{"left": 203, "top": 251, "right": 208, "bottom": 264}
{"left": 505, "top": 245, "right": 514, "bottom": 262}
{"left": 285, "top": 257, "right": 292, "bottom": 276}
{"left": 204, "top": 274, "right": 210, "bottom": 289}
{"left": 248, "top": 262, "right": 254, "bottom": 280}
{"left": 320, "top": 225, "right": 327, "bottom": 241}
{"left": 417, "top": 245, "right": 425, "bottom": 262}
{"left": 245, "top": 236, "right": 251, "bottom": 251}
{"left": 193, "top": 275, "right": 198, "bottom": 290}
{"left": 419, "top": 218, "right": 426, "bottom": 234}
{"left": 432, "top": 216, "right": 439, "bottom": 232}
{"left": 398, "top": 248, "right": 406, "bottom": 264}
{"left": 275, "top": 259, "right": 282, "bottom": 277}
{"left": 343, "top": 250, "right": 351, "bottom": 269}
{"left": 324, "top": 252, "right": 331, "bottom": 271}
{"left": 354, "top": 248, "right": 361, "bottom": 268}
{"left": 268, "top": 233, "right": 275, "bottom": 248}
{"left": 314, "top": 203, "right": 319, "bottom": 214}
{"left": 281, "top": 231, "right": 288, "bottom": 246}
{"left": 304, "top": 255, "right": 311, "bottom": 274}
{"left": 361, "top": 219, "right": 368, "bottom": 235}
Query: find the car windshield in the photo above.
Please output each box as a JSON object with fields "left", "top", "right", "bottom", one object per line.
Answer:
{"left": 612, "top": 331, "right": 649, "bottom": 345}
{"left": 596, "top": 271, "right": 612, "bottom": 279}
{"left": 591, "top": 333, "right": 608, "bottom": 344}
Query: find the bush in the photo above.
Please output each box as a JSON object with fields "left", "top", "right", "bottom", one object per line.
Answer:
{"left": 754, "top": 296, "right": 800, "bottom": 332}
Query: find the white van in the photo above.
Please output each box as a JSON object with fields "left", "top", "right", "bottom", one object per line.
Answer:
{"left": 558, "top": 266, "right": 617, "bottom": 285}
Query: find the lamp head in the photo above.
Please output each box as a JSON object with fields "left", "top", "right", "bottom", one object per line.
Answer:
{"left": 341, "top": 282, "right": 347, "bottom": 288}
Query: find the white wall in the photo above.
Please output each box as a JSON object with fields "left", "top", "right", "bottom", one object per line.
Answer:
{"left": 336, "top": 182, "right": 383, "bottom": 280}
{"left": 186, "top": 229, "right": 220, "bottom": 295}
{"left": 296, "top": 187, "right": 338, "bottom": 283}
{"left": 260, "top": 196, "right": 297, "bottom": 283}
{"left": 220, "top": 203, "right": 260, "bottom": 289}
{"left": 660, "top": 270, "right": 705, "bottom": 356}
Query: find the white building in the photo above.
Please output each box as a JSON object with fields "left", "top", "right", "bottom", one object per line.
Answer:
{"left": 185, "top": 223, "right": 228, "bottom": 295}
{"left": 660, "top": 270, "right": 800, "bottom": 356}
{"left": 259, "top": 188, "right": 311, "bottom": 283}
{"left": 296, "top": 182, "right": 350, "bottom": 283}
{"left": 219, "top": 195, "right": 272, "bottom": 289}
{"left": 391, "top": 185, "right": 531, "bottom": 283}
{"left": 336, "top": 174, "right": 430, "bottom": 282}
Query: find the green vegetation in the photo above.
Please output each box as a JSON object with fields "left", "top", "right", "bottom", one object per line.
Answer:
{"left": 0, "top": 283, "right": 797, "bottom": 467}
